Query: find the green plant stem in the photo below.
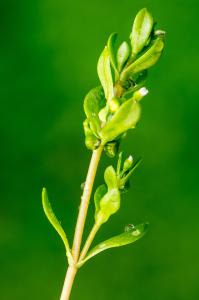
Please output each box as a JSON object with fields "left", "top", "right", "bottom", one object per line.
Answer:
{"left": 60, "top": 145, "right": 103, "bottom": 300}
{"left": 60, "top": 266, "right": 77, "bottom": 300}
{"left": 72, "top": 145, "right": 103, "bottom": 261}
{"left": 79, "top": 222, "right": 101, "bottom": 262}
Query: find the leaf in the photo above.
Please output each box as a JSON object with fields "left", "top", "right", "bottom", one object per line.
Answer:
{"left": 130, "top": 8, "right": 154, "bottom": 55}
{"left": 95, "top": 188, "right": 120, "bottom": 225}
{"left": 107, "top": 32, "right": 119, "bottom": 79}
{"left": 104, "top": 166, "right": 118, "bottom": 189}
{"left": 121, "top": 38, "right": 164, "bottom": 82}
{"left": 94, "top": 184, "right": 107, "bottom": 217}
{"left": 117, "top": 41, "right": 130, "bottom": 72}
{"left": 97, "top": 46, "right": 114, "bottom": 102}
{"left": 83, "top": 119, "right": 100, "bottom": 150}
{"left": 79, "top": 223, "right": 149, "bottom": 266}
{"left": 100, "top": 98, "right": 141, "bottom": 144}
{"left": 84, "top": 86, "right": 106, "bottom": 135}
{"left": 42, "top": 188, "right": 72, "bottom": 261}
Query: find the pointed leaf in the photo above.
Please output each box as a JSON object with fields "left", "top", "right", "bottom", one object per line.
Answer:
{"left": 100, "top": 98, "right": 141, "bottom": 144}
{"left": 42, "top": 188, "right": 72, "bottom": 261}
{"left": 84, "top": 86, "right": 106, "bottom": 135}
{"left": 121, "top": 38, "right": 164, "bottom": 82}
{"left": 97, "top": 46, "right": 114, "bottom": 102}
{"left": 117, "top": 41, "right": 130, "bottom": 72}
{"left": 131, "top": 8, "right": 154, "bottom": 55}
{"left": 79, "top": 223, "right": 148, "bottom": 266}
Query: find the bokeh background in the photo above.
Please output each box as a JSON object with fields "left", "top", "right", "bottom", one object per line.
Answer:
{"left": 0, "top": 0, "right": 199, "bottom": 299}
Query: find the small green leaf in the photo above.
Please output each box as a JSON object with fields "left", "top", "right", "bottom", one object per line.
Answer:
{"left": 121, "top": 38, "right": 164, "bottom": 82}
{"left": 104, "top": 166, "right": 118, "bottom": 189}
{"left": 94, "top": 184, "right": 107, "bottom": 218}
{"left": 83, "top": 119, "right": 100, "bottom": 150}
{"left": 97, "top": 46, "right": 114, "bottom": 102}
{"left": 84, "top": 86, "right": 106, "bottom": 135}
{"left": 95, "top": 188, "right": 120, "bottom": 225}
{"left": 117, "top": 41, "right": 130, "bottom": 72}
{"left": 79, "top": 223, "right": 148, "bottom": 266}
{"left": 107, "top": 32, "right": 119, "bottom": 78}
{"left": 130, "top": 8, "right": 154, "bottom": 55}
{"left": 42, "top": 188, "right": 72, "bottom": 261}
{"left": 100, "top": 98, "right": 141, "bottom": 144}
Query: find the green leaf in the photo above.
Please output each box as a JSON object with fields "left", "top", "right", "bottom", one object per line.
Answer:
{"left": 42, "top": 188, "right": 73, "bottom": 262}
{"left": 84, "top": 86, "right": 106, "bottom": 135}
{"left": 117, "top": 41, "right": 130, "bottom": 72}
{"left": 104, "top": 166, "right": 118, "bottom": 189}
{"left": 83, "top": 119, "right": 100, "bottom": 150}
{"left": 79, "top": 223, "right": 148, "bottom": 266}
{"left": 121, "top": 38, "right": 164, "bottom": 82}
{"left": 95, "top": 188, "right": 120, "bottom": 225}
{"left": 94, "top": 184, "right": 107, "bottom": 218}
{"left": 107, "top": 32, "right": 119, "bottom": 78}
{"left": 100, "top": 98, "right": 141, "bottom": 144}
{"left": 130, "top": 8, "right": 154, "bottom": 55}
{"left": 97, "top": 46, "right": 114, "bottom": 102}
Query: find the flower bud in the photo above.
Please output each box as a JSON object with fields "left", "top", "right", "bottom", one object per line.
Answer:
{"left": 133, "top": 87, "right": 149, "bottom": 102}
{"left": 104, "top": 140, "right": 119, "bottom": 158}
{"left": 123, "top": 155, "right": 133, "bottom": 172}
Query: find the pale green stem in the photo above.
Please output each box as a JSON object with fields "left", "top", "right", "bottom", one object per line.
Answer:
{"left": 79, "top": 222, "right": 101, "bottom": 262}
{"left": 60, "top": 145, "right": 103, "bottom": 300}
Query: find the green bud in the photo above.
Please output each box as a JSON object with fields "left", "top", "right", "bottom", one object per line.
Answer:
{"left": 131, "top": 8, "right": 154, "bottom": 55}
{"left": 100, "top": 98, "right": 141, "bottom": 144}
{"left": 123, "top": 155, "right": 133, "bottom": 172}
{"left": 133, "top": 87, "right": 149, "bottom": 101}
{"left": 83, "top": 119, "right": 100, "bottom": 150}
{"left": 121, "top": 37, "right": 164, "bottom": 82}
{"left": 109, "top": 97, "right": 120, "bottom": 113}
{"left": 97, "top": 46, "right": 114, "bottom": 102}
{"left": 117, "top": 41, "right": 130, "bottom": 72}
{"left": 104, "top": 140, "right": 119, "bottom": 158}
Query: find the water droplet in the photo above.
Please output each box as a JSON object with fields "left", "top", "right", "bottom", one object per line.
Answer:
{"left": 124, "top": 224, "right": 135, "bottom": 232}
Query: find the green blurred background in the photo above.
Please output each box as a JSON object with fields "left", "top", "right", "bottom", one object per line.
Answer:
{"left": 1, "top": 0, "right": 199, "bottom": 299}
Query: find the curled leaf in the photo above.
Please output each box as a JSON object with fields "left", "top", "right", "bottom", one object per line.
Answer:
{"left": 100, "top": 98, "right": 141, "bottom": 144}
{"left": 78, "top": 223, "right": 149, "bottom": 266}
{"left": 42, "top": 188, "right": 73, "bottom": 262}
{"left": 131, "top": 8, "right": 154, "bottom": 55}
{"left": 97, "top": 46, "right": 114, "bottom": 102}
{"left": 121, "top": 38, "right": 164, "bottom": 82}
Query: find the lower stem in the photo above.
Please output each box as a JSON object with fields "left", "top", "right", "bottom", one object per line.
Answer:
{"left": 60, "top": 266, "right": 77, "bottom": 300}
{"left": 60, "top": 145, "right": 103, "bottom": 300}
